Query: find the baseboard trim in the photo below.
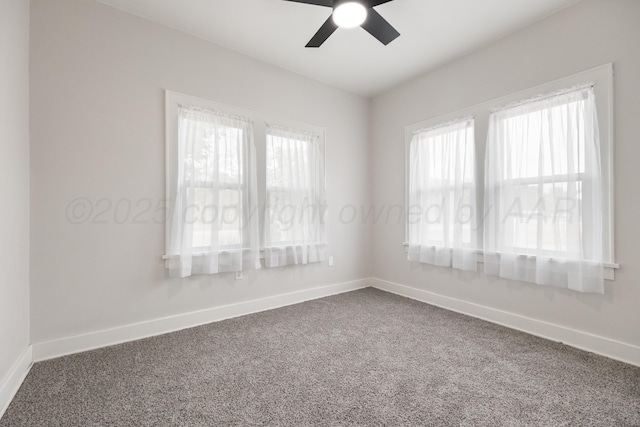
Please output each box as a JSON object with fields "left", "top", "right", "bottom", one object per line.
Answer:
{"left": 33, "top": 278, "right": 370, "bottom": 362}
{"left": 371, "top": 278, "right": 640, "bottom": 368}
{"left": 0, "top": 346, "right": 33, "bottom": 420}
{"left": 31, "top": 276, "right": 638, "bottom": 368}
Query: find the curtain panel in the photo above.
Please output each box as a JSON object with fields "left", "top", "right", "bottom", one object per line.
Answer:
{"left": 483, "top": 85, "right": 604, "bottom": 293}
{"left": 264, "top": 125, "right": 327, "bottom": 267}
{"left": 168, "top": 106, "right": 260, "bottom": 278}
{"left": 407, "top": 118, "right": 478, "bottom": 271}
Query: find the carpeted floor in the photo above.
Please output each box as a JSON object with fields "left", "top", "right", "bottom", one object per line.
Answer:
{"left": 2, "top": 288, "right": 639, "bottom": 426}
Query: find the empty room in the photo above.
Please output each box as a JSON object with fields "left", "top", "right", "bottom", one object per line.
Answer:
{"left": 1, "top": 0, "right": 639, "bottom": 425}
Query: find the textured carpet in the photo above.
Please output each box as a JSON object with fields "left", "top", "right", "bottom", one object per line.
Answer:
{"left": 2, "top": 288, "right": 639, "bottom": 426}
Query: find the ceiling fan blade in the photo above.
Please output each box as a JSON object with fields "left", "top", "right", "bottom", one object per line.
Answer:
{"left": 366, "top": 0, "right": 395, "bottom": 6}
{"left": 306, "top": 16, "right": 339, "bottom": 48}
{"left": 282, "top": 0, "right": 333, "bottom": 7}
{"left": 361, "top": 8, "right": 400, "bottom": 45}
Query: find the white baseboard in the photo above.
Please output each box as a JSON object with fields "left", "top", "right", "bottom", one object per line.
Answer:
{"left": 371, "top": 278, "right": 640, "bottom": 368}
{"left": 33, "top": 278, "right": 370, "bottom": 362}
{"left": 0, "top": 346, "right": 32, "bottom": 420}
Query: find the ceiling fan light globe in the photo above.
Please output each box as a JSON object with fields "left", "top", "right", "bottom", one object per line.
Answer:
{"left": 332, "top": 2, "right": 368, "bottom": 28}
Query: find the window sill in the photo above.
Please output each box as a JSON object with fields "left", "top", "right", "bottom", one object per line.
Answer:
{"left": 163, "top": 244, "right": 328, "bottom": 261}
{"left": 402, "top": 243, "right": 619, "bottom": 280}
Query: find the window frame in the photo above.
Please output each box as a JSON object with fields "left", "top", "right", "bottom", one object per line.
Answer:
{"left": 404, "top": 63, "right": 617, "bottom": 279}
{"left": 165, "top": 90, "right": 327, "bottom": 262}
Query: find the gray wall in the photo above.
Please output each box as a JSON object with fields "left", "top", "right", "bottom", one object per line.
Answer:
{"left": 29, "top": 0, "right": 371, "bottom": 343}
{"left": 371, "top": 0, "right": 640, "bottom": 347}
{"left": 0, "top": 0, "right": 30, "bottom": 383}
{"left": 27, "top": 0, "right": 639, "bottom": 353}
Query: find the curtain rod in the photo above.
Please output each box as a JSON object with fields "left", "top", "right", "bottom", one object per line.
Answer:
{"left": 266, "top": 123, "right": 321, "bottom": 140}
{"left": 178, "top": 104, "right": 253, "bottom": 124}
{"left": 412, "top": 116, "right": 474, "bottom": 136}
{"left": 491, "top": 82, "right": 594, "bottom": 113}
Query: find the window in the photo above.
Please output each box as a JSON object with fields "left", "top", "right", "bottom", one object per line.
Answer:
{"left": 165, "top": 91, "right": 326, "bottom": 277}
{"left": 405, "top": 64, "right": 615, "bottom": 293}
{"left": 166, "top": 105, "right": 260, "bottom": 278}
{"left": 407, "top": 117, "right": 477, "bottom": 271}
{"left": 264, "top": 125, "right": 327, "bottom": 267}
{"left": 484, "top": 85, "right": 605, "bottom": 293}
{"left": 184, "top": 110, "right": 245, "bottom": 250}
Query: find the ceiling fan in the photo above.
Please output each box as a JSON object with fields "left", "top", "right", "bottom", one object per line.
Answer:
{"left": 283, "top": 0, "right": 400, "bottom": 48}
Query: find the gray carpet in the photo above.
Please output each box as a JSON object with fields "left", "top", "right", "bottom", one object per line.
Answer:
{"left": 2, "top": 288, "right": 639, "bottom": 426}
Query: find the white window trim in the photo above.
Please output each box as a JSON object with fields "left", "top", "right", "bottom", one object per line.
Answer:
{"left": 164, "top": 90, "right": 327, "bottom": 263}
{"left": 401, "top": 244, "right": 619, "bottom": 280}
{"left": 404, "top": 63, "right": 617, "bottom": 279}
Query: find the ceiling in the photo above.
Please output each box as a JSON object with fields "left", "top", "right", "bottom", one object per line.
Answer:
{"left": 97, "top": 0, "right": 580, "bottom": 97}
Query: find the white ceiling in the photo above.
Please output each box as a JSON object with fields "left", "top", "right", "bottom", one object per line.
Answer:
{"left": 97, "top": 0, "right": 580, "bottom": 97}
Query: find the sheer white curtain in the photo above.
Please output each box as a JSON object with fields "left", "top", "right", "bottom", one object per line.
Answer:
{"left": 407, "top": 118, "right": 477, "bottom": 271}
{"left": 264, "top": 124, "right": 326, "bottom": 267}
{"left": 484, "top": 85, "right": 604, "bottom": 293}
{"left": 168, "top": 106, "right": 260, "bottom": 278}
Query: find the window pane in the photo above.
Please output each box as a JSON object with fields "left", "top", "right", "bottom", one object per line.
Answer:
{"left": 216, "top": 128, "right": 243, "bottom": 185}
{"left": 180, "top": 116, "right": 243, "bottom": 185}
{"left": 409, "top": 187, "right": 474, "bottom": 246}
{"left": 191, "top": 187, "right": 243, "bottom": 249}
{"left": 413, "top": 125, "right": 475, "bottom": 185}
{"left": 218, "top": 189, "right": 243, "bottom": 246}
{"left": 267, "top": 190, "right": 316, "bottom": 245}
{"left": 505, "top": 181, "right": 582, "bottom": 254}
{"left": 266, "top": 134, "right": 311, "bottom": 189}
{"left": 502, "top": 99, "right": 586, "bottom": 180}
